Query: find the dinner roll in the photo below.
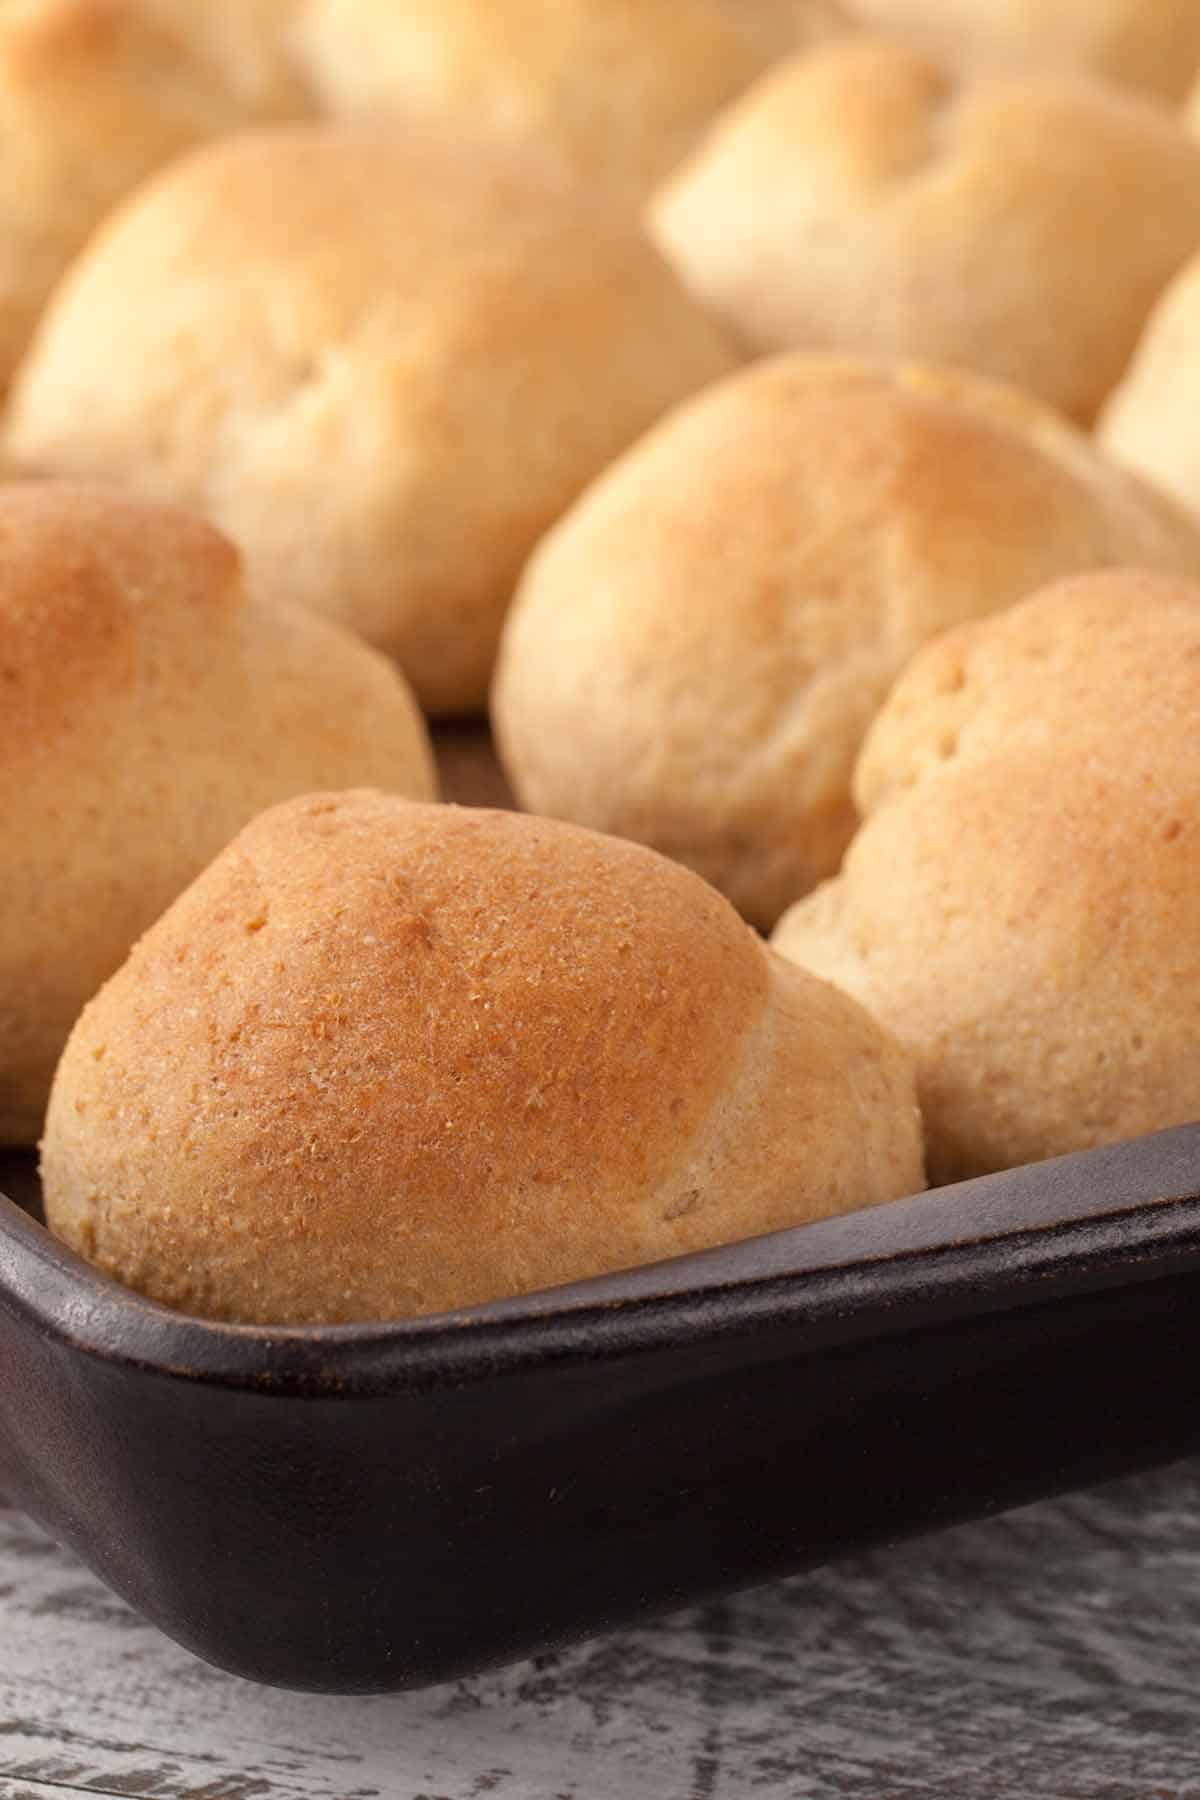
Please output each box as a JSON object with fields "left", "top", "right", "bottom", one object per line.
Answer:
{"left": 772, "top": 570, "right": 1200, "bottom": 1184}
{"left": 134, "top": 0, "right": 310, "bottom": 115}
{"left": 847, "top": 0, "right": 1200, "bottom": 104}
{"left": 42, "top": 793, "right": 923, "bottom": 1324}
{"left": 492, "top": 354, "right": 1200, "bottom": 929}
{"left": 650, "top": 37, "right": 1200, "bottom": 422}
{"left": 294, "top": 0, "right": 849, "bottom": 200}
{"left": 4, "top": 123, "right": 737, "bottom": 716}
{"left": 1187, "top": 68, "right": 1200, "bottom": 133}
{"left": 1098, "top": 252, "right": 1200, "bottom": 514}
{"left": 0, "top": 0, "right": 306, "bottom": 394}
{"left": 0, "top": 482, "right": 435, "bottom": 1147}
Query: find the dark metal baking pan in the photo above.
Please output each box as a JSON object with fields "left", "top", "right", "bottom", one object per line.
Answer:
{"left": 4, "top": 1123, "right": 1200, "bottom": 1694}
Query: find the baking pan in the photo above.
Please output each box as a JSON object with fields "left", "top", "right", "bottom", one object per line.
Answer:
{"left": 4, "top": 1124, "right": 1200, "bottom": 1694}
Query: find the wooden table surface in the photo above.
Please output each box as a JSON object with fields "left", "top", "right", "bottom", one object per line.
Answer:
{"left": 4, "top": 1459, "right": 1200, "bottom": 1800}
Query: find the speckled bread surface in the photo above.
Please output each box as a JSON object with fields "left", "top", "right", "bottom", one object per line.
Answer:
{"left": 292, "top": 0, "right": 849, "bottom": 200}
{"left": 846, "top": 0, "right": 1200, "bottom": 103}
{"left": 42, "top": 792, "right": 924, "bottom": 1324}
{"left": 771, "top": 570, "right": 1200, "bottom": 1185}
{"left": 0, "top": 0, "right": 306, "bottom": 394}
{"left": 0, "top": 481, "right": 435, "bottom": 1147}
{"left": 649, "top": 36, "right": 1200, "bottom": 422}
{"left": 1098, "top": 251, "right": 1200, "bottom": 515}
{"left": 492, "top": 354, "right": 1200, "bottom": 930}
{"left": 4, "top": 123, "right": 737, "bottom": 717}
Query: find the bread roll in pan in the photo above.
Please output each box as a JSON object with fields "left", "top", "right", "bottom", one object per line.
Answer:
{"left": 3, "top": 1121, "right": 1200, "bottom": 1694}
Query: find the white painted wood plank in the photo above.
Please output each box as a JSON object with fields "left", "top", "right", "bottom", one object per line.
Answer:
{"left": 4, "top": 1466, "right": 1200, "bottom": 1799}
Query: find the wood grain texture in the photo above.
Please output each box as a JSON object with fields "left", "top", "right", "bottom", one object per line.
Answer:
{"left": 4, "top": 1464, "right": 1200, "bottom": 1799}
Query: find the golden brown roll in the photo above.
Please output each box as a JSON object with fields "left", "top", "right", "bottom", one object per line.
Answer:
{"left": 492, "top": 354, "right": 1200, "bottom": 929}
{"left": 293, "top": 0, "right": 849, "bottom": 200}
{"left": 134, "top": 0, "right": 310, "bottom": 115}
{"left": 4, "top": 123, "right": 738, "bottom": 716}
{"left": 772, "top": 569, "right": 1200, "bottom": 1185}
{"left": 846, "top": 0, "right": 1200, "bottom": 104}
{"left": 1098, "top": 251, "right": 1200, "bottom": 513}
{"left": 42, "top": 791, "right": 924, "bottom": 1324}
{"left": 1187, "top": 67, "right": 1200, "bottom": 132}
{"left": 0, "top": 481, "right": 435, "bottom": 1146}
{"left": 0, "top": 0, "right": 307, "bottom": 394}
{"left": 650, "top": 36, "right": 1200, "bottom": 422}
